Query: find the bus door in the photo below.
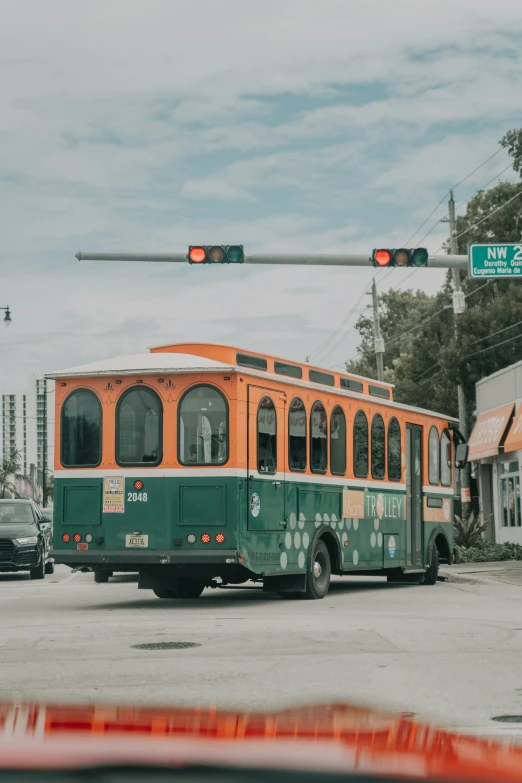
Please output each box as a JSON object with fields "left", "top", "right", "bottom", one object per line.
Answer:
{"left": 247, "top": 386, "right": 286, "bottom": 531}
{"left": 406, "top": 423, "right": 423, "bottom": 568}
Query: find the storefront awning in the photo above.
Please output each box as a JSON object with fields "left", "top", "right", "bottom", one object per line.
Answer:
{"left": 503, "top": 404, "right": 522, "bottom": 454}
{"left": 468, "top": 402, "right": 514, "bottom": 461}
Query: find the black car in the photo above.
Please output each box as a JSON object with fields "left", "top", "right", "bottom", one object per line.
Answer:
{"left": 0, "top": 499, "right": 54, "bottom": 579}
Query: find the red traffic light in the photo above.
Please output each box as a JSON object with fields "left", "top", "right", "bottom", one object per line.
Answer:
{"left": 188, "top": 246, "right": 206, "bottom": 263}
{"left": 371, "top": 248, "right": 428, "bottom": 268}
{"left": 188, "top": 245, "right": 244, "bottom": 264}
{"left": 373, "top": 249, "right": 392, "bottom": 267}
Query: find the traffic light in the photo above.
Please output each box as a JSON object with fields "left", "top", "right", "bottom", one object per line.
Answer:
{"left": 188, "top": 245, "right": 244, "bottom": 264}
{"left": 371, "top": 248, "right": 429, "bottom": 268}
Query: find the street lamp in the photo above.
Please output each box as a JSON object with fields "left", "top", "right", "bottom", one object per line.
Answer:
{"left": 1, "top": 306, "right": 11, "bottom": 327}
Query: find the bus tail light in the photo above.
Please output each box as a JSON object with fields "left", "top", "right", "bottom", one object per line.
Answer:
{"left": 215, "top": 533, "right": 225, "bottom": 544}
{"left": 134, "top": 480, "right": 143, "bottom": 490}
{"left": 201, "top": 533, "right": 211, "bottom": 544}
{"left": 62, "top": 533, "right": 70, "bottom": 543}
{"left": 85, "top": 533, "right": 93, "bottom": 544}
{"left": 73, "top": 533, "right": 82, "bottom": 543}
{"left": 187, "top": 533, "right": 196, "bottom": 544}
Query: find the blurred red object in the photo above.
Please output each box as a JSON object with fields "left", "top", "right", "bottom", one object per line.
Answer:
{"left": 0, "top": 700, "right": 521, "bottom": 781}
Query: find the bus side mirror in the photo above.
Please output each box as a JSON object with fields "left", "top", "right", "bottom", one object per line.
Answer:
{"left": 455, "top": 443, "right": 468, "bottom": 469}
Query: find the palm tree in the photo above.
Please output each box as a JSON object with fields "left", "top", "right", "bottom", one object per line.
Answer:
{"left": 0, "top": 451, "right": 31, "bottom": 498}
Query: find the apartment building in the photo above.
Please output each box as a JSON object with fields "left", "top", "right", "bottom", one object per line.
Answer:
{"left": 1, "top": 376, "right": 54, "bottom": 499}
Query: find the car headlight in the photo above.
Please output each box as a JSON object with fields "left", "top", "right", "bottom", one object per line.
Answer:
{"left": 16, "top": 536, "right": 38, "bottom": 545}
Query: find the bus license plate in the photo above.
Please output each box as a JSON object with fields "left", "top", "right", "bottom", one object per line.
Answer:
{"left": 125, "top": 534, "right": 148, "bottom": 548}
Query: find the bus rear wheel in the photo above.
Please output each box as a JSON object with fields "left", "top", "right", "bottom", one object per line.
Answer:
{"left": 304, "top": 540, "right": 331, "bottom": 600}
{"left": 94, "top": 570, "right": 110, "bottom": 583}
{"left": 153, "top": 580, "right": 206, "bottom": 599}
{"left": 422, "top": 545, "right": 439, "bottom": 585}
{"left": 175, "top": 579, "right": 206, "bottom": 599}
{"left": 154, "top": 589, "right": 177, "bottom": 599}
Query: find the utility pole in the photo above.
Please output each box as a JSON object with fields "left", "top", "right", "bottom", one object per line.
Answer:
{"left": 370, "top": 278, "right": 385, "bottom": 382}
{"left": 446, "top": 191, "right": 471, "bottom": 516}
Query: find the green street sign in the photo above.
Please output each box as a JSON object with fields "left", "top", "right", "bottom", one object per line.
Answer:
{"left": 469, "top": 243, "right": 522, "bottom": 278}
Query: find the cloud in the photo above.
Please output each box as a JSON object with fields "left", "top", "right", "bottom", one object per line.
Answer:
{"left": 1, "top": 0, "right": 521, "bottom": 401}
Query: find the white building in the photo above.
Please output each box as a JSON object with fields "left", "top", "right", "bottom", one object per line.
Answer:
{"left": 1, "top": 392, "right": 27, "bottom": 471}
{"left": 1, "top": 376, "right": 54, "bottom": 500}
{"left": 468, "top": 360, "right": 522, "bottom": 543}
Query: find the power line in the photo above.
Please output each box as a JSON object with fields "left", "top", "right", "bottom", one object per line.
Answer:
{"left": 403, "top": 145, "right": 505, "bottom": 247}
{"left": 432, "top": 188, "right": 522, "bottom": 255}
{"left": 467, "top": 331, "right": 522, "bottom": 358}
{"left": 310, "top": 279, "right": 373, "bottom": 363}
{"left": 455, "top": 162, "right": 516, "bottom": 210}
{"left": 385, "top": 305, "right": 451, "bottom": 348}
{"left": 453, "top": 189, "right": 522, "bottom": 243}
{"left": 465, "top": 280, "right": 490, "bottom": 299}
{"left": 469, "top": 319, "right": 522, "bottom": 347}
{"left": 412, "top": 362, "right": 440, "bottom": 383}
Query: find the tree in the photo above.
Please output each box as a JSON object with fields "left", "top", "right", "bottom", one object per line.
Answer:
{"left": 0, "top": 451, "right": 29, "bottom": 499}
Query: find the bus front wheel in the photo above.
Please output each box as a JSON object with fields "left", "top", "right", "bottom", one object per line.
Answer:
{"left": 304, "top": 540, "right": 331, "bottom": 600}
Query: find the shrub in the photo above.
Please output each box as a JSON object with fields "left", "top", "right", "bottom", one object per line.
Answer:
{"left": 454, "top": 510, "right": 490, "bottom": 548}
{"left": 457, "top": 540, "right": 522, "bottom": 563}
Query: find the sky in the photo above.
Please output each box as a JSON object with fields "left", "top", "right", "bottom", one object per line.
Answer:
{"left": 1, "top": 0, "right": 522, "bottom": 398}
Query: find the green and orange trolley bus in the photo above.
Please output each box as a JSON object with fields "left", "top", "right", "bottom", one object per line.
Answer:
{"left": 49, "top": 342, "right": 466, "bottom": 599}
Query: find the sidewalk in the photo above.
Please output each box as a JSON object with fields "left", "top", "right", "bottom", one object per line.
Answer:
{"left": 439, "top": 560, "right": 522, "bottom": 586}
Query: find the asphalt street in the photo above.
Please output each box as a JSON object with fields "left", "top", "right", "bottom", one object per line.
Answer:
{"left": 1, "top": 566, "right": 522, "bottom": 741}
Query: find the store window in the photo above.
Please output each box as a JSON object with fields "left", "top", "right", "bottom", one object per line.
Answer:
{"left": 500, "top": 461, "right": 521, "bottom": 527}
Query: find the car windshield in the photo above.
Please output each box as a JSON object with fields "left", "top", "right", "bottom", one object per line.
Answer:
{"left": 0, "top": 504, "right": 33, "bottom": 523}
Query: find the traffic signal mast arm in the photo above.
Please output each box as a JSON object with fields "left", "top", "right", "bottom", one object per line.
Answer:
{"left": 75, "top": 251, "right": 468, "bottom": 269}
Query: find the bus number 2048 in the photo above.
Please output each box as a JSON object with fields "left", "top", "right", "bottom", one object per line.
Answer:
{"left": 127, "top": 492, "right": 148, "bottom": 502}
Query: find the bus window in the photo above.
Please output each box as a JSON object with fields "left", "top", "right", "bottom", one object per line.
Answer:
{"left": 61, "top": 389, "right": 102, "bottom": 467}
{"left": 428, "top": 426, "right": 440, "bottom": 484}
{"left": 330, "top": 405, "right": 346, "bottom": 475}
{"left": 117, "top": 387, "right": 162, "bottom": 466}
{"left": 371, "top": 413, "right": 385, "bottom": 480}
{"left": 354, "top": 410, "right": 368, "bottom": 478}
{"left": 440, "top": 428, "right": 452, "bottom": 486}
{"left": 387, "top": 417, "right": 401, "bottom": 481}
{"left": 288, "top": 397, "right": 306, "bottom": 472}
{"left": 311, "top": 401, "right": 327, "bottom": 473}
{"left": 258, "top": 396, "right": 277, "bottom": 474}
{"left": 178, "top": 385, "right": 228, "bottom": 465}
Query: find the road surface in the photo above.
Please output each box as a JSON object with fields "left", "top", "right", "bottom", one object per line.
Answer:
{"left": 1, "top": 566, "right": 521, "bottom": 740}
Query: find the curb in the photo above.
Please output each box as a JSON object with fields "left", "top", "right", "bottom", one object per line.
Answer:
{"left": 439, "top": 572, "right": 495, "bottom": 585}
{"left": 439, "top": 567, "right": 522, "bottom": 586}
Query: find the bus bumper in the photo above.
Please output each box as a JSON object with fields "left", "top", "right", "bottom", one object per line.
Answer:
{"left": 51, "top": 549, "right": 238, "bottom": 568}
